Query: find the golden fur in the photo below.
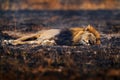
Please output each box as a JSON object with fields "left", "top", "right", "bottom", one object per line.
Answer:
{"left": 70, "top": 25, "right": 100, "bottom": 45}
{"left": 3, "top": 25, "right": 100, "bottom": 46}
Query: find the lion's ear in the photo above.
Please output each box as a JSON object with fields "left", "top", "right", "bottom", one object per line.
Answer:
{"left": 84, "top": 25, "right": 91, "bottom": 31}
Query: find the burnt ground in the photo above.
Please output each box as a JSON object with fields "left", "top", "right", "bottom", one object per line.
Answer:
{"left": 0, "top": 10, "right": 120, "bottom": 80}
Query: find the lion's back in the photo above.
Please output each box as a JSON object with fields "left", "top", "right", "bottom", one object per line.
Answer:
{"left": 37, "top": 29, "right": 61, "bottom": 40}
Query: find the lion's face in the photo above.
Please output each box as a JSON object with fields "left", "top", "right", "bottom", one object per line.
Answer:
{"left": 79, "top": 31, "right": 97, "bottom": 45}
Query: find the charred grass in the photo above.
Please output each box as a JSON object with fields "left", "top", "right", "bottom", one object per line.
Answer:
{"left": 0, "top": 10, "right": 120, "bottom": 80}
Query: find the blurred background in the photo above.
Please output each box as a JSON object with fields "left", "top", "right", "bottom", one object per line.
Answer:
{"left": 0, "top": 0, "right": 120, "bottom": 10}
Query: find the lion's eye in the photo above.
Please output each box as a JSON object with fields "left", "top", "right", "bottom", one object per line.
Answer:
{"left": 82, "top": 40, "right": 89, "bottom": 45}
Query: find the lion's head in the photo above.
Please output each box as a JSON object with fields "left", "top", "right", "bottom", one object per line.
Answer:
{"left": 79, "top": 31, "right": 97, "bottom": 45}
{"left": 72, "top": 25, "right": 101, "bottom": 46}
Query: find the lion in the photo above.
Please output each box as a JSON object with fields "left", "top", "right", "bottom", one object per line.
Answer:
{"left": 3, "top": 25, "right": 100, "bottom": 46}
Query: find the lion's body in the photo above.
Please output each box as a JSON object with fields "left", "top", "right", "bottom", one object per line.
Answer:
{"left": 4, "top": 25, "right": 100, "bottom": 46}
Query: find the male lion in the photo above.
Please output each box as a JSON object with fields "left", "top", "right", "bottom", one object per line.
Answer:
{"left": 3, "top": 25, "right": 100, "bottom": 46}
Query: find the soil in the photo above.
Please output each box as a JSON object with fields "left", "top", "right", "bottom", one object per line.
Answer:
{"left": 0, "top": 10, "right": 120, "bottom": 80}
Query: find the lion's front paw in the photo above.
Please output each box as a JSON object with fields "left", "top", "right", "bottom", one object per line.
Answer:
{"left": 3, "top": 40, "right": 19, "bottom": 45}
{"left": 3, "top": 39, "right": 13, "bottom": 45}
{"left": 2, "top": 39, "right": 16, "bottom": 45}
